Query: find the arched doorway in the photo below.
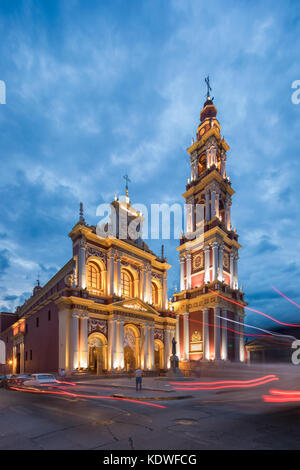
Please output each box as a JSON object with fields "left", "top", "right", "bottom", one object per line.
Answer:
{"left": 124, "top": 324, "right": 140, "bottom": 371}
{"left": 88, "top": 332, "right": 107, "bottom": 375}
{"left": 154, "top": 339, "right": 164, "bottom": 370}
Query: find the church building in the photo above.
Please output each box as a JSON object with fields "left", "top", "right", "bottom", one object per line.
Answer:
{"left": 0, "top": 84, "right": 246, "bottom": 376}
{"left": 173, "top": 91, "right": 247, "bottom": 363}
{"left": 0, "top": 191, "right": 176, "bottom": 375}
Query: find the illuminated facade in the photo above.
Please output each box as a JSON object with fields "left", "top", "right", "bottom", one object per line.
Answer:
{"left": 173, "top": 95, "right": 247, "bottom": 362}
{"left": 0, "top": 195, "right": 176, "bottom": 375}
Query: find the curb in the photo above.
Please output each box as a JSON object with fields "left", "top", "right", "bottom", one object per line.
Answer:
{"left": 73, "top": 382, "right": 174, "bottom": 393}
{"left": 111, "top": 393, "right": 193, "bottom": 401}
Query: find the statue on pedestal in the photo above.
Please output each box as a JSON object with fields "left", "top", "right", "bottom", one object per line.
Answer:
{"left": 167, "top": 337, "right": 183, "bottom": 377}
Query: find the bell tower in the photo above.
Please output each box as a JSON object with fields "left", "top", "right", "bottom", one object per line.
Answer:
{"left": 173, "top": 79, "right": 247, "bottom": 364}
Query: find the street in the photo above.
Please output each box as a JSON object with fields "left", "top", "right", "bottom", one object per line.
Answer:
{"left": 1, "top": 364, "right": 300, "bottom": 450}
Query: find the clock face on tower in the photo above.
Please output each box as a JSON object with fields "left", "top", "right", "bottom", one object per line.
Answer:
{"left": 193, "top": 252, "right": 204, "bottom": 271}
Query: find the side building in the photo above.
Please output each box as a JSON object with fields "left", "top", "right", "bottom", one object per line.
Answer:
{"left": 173, "top": 95, "right": 247, "bottom": 363}
{"left": 0, "top": 193, "right": 176, "bottom": 375}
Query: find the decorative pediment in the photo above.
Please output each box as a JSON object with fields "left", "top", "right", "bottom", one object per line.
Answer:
{"left": 123, "top": 302, "right": 148, "bottom": 312}
{"left": 114, "top": 298, "right": 157, "bottom": 314}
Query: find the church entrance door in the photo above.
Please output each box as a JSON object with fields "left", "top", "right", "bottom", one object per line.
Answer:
{"left": 88, "top": 333, "right": 107, "bottom": 375}
{"left": 124, "top": 324, "right": 140, "bottom": 372}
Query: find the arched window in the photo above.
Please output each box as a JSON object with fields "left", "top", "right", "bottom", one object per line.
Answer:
{"left": 151, "top": 282, "right": 159, "bottom": 307}
{"left": 121, "top": 270, "right": 133, "bottom": 298}
{"left": 87, "top": 261, "right": 102, "bottom": 295}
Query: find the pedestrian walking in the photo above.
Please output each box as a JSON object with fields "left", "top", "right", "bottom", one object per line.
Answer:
{"left": 135, "top": 367, "right": 142, "bottom": 391}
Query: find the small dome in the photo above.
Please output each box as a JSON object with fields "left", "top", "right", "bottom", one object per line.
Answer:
{"left": 200, "top": 98, "right": 217, "bottom": 123}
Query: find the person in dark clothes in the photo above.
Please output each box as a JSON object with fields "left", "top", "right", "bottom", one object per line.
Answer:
{"left": 135, "top": 367, "right": 142, "bottom": 391}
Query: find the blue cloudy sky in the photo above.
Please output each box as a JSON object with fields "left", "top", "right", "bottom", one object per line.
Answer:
{"left": 0, "top": 0, "right": 300, "bottom": 332}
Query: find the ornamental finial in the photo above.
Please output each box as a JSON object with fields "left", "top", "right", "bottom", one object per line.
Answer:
{"left": 123, "top": 174, "right": 131, "bottom": 197}
{"left": 79, "top": 202, "right": 85, "bottom": 224}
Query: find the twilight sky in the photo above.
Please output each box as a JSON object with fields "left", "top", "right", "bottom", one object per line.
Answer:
{"left": 0, "top": 0, "right": 300, "bottom": 332}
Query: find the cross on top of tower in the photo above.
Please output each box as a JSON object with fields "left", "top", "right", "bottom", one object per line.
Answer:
{"left": 204, "top": 75, "right": 214, "bottom": 102}
{"left": 123, "top": 174, "right": 131, "bottom": 197}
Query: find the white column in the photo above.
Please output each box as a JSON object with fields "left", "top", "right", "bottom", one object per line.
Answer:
{"left": 206, "top": 148, "right": 211, "bottom": 168}
{"left": 212, "top": 242, "right": 218, "bottom": 281}
{"left": 108, "top": 250, "right": 115, "bottom": 296}
{"left": 235, "top": 313, "right": 240, "bottom": 361}
{"left": 239, "top": 315, "right": 245, "bottom": 362}
{"left": 20, "top": 343, "right": 24, "bottom": 374}
{"left": 149, "top": 326, "right": 155, "bottom": 370}
{"left": 183, "top": 313, "right": 189, "bottom": 361}
{"left": 204, "top": 245, "right": 210, "bottom": 283}
{"left": 140, "top": 268, "right": 145, "bottom": 301}
{"left": 205, "top": 190, "right": 210, "bottom": 221}
{"left": 143, "top": 325, "right": 149, "bottom": 370}
{"left": 164, "top": 328, "right": 172, "bottom": 369}
{"left": 117, "top": 255, "right": 121, "bottom": 296}
{"left": 175, "top": 315, "right": 180, "bottom": 358}
{"left": 162, "top": 272, "right": 168, "bottom": 310}
{"left": 116, "top": 319, "right": 124, "bottom": 369}
{"left": 78, "top": 239, "right": 86, "bottom": 289}
{"left": 218, "top": 243, "right": 223, "bottom": 282}
{"left": 180, "top": 256, "right": 185, "bottom": 291}
{"left": 216, "top": 192, "right": 220, "bottom": 219}
{"left": 58, "top": 309, "right": 69, "bottom": 373}
{"left": 143, "top": 265, "right": 147, "bottom": 302}
{"left": 234, "top": 254, "right": 239, "bottom": 290}
{"left": 186, "top": 254, "right": 192, "bottom": 290}
{"left": 211, "top": 147, "right": 217, "bottom": 166}
{"left": 12, "top": 346, "right": 16, "bottom": 374}
{"left": 191, "top": 200, "right": 195, "bottom": 233}
{"left": 214, "top": 307, "right": 221, "bottom": 360}
{"left": 230, "top": 252, "right": 234, "bottom": 288}
{"left": 211, "top": 189, "right": 216, "bottom": 219}
{"left": 148, "top": 268, "right": 152, "bottom": 304}
{"left": 80, "top": 315, "right": 88, "bottom": 369}
{"left": 221, "top": 309, "right": 228, "bottom": 361}
{"left": 203, "top": 308, "right": 210, "bottom": 360}
{"left": 225, "top": 198, "right": 231, "bottom": 230}
{"left": 71, "top": 313, "right": 80, "bottom": 370}
{"left": 220, "top": 155, "right": 225, "bottom": 177}
{"left": 107, "top": 319, "right": 115, "bottom": 370}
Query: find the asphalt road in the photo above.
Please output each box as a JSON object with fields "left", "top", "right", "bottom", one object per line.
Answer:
{"left": 1, "top": 365, "right": 300, "bottom": 450}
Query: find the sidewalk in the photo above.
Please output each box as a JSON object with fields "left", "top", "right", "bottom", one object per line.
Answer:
{"left": 64, "top": 376, "right": 193, "bottom": 401}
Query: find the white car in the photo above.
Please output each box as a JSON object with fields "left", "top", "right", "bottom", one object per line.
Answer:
{"left": 23, "top": 373, "right": 58, "bottom": 386}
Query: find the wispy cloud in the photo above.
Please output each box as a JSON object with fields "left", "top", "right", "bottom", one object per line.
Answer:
{"left": 0, "top": 0, "right": 299, "bottom": 326}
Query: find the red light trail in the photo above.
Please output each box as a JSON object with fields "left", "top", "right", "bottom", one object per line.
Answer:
{"left": 209, "top": 289, "right": 300, "bottom": 327}
{"left": 10, "top": 386, "right": 166, "bottom": 409}
{"left": 172, "top": 376, "right": 279, "bottom": 391}
{"left": 263, "top": 389, "right": 300, "bottom": 403}
{"left": 170, "top": 374, "right": 278, "bottom": 386}
{"left": 188, "top": 318, "right": 292, "bottom": 346}
{"left": 271, "top": 286, "right": 300, "bottom": 309}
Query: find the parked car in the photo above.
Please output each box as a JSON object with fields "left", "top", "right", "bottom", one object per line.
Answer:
{"left": 23, "top": 373, "right": 58, "bottom": 387}
{"left": 7, "top": 374, "right": 32, "bottom": 388}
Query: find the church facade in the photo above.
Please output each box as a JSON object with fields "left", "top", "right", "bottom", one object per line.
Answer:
{"left": 0, "top": 194, "right": 176, "bottom": 375}
{"left": 173, "top": 94, "right": 246, "bottom": 363}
